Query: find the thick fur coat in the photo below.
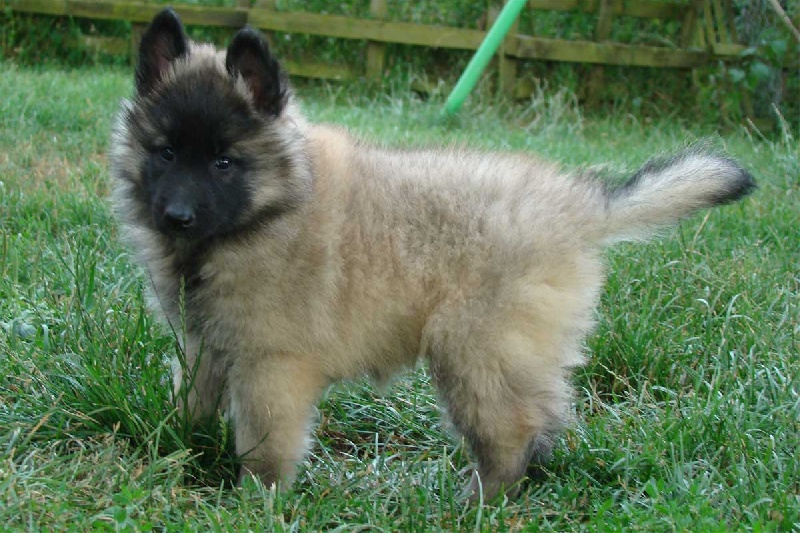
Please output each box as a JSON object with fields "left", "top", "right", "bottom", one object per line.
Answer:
{"left": 110, "top": 8, "right": 755, "bottom": 500}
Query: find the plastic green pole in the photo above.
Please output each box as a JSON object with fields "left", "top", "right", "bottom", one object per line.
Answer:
{"left": 443, "top": 0, "right": 527, "bottom": 115}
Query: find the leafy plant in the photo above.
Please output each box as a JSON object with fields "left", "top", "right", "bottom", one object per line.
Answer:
{"left": 728, "top": 29, "right": 789, "bottom": 92}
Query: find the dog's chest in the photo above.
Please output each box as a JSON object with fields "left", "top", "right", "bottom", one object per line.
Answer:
{"left": 179, "top": 253, "right": 424, "bottom": 379}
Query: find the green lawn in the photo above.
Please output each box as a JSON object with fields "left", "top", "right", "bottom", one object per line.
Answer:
{"left": 1, "top": 63, "right": 797, "bottom": 531}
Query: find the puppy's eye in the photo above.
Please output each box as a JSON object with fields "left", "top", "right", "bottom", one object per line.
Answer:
{"left": 214, "top": 156, "right": 232, "bottom": 171}
{"left": 160, "top": 147, "right": 175, "bottom": 162}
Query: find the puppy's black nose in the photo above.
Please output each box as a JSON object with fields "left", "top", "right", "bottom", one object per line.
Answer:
{"left": 163, "top": 203, "right": 196, "bottom": 230}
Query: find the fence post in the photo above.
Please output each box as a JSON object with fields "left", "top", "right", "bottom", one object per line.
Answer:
{"left": 443, "top": 0, "right": 527, "bottom": 115}
{"left": 251, "top": 0, "right": 276, "bottom": 49}
{"left": 130, "top": 23, "right": 145, "bottom": 64}
{"left": 586, "top": 0, "right": 614, "bottom": 107}
{"left": 496, "top": 0, "right": 520, "bottom": 98}
{"left": 366, "top": 0, "right": 388, "bottom": 81}
{"left": 680, "top": 0, "right": 703, "bottom": 48}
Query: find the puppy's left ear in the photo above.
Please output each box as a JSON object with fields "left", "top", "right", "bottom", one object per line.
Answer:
{"left": 136, "top": 8, "right": 189, "bottom": 97}
{"left": 226, "top": 27, "right": 289, "bottom": 117}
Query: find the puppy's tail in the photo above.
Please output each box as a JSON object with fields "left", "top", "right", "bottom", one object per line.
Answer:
{"left": 593, "top": 148, "right": 756, "bottom": 244}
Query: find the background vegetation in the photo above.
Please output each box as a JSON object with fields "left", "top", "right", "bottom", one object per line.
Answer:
{"left": 0, "top": 1, "right": 798, "bottom": 530}
{"left": 1, "top": 0, "right": 798, "bottom": 129}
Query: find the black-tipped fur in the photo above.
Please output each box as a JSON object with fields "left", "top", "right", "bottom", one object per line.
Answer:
{"left": 226, "top": 27, "right": 289, "bottom": 116}
{"left": 136, "top": 8, "right": 189, "bottom": 97}
{"left": 614, "top": 147, "right": 757, "bottom": 206}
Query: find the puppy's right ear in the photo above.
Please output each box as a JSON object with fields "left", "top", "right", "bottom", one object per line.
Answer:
{"left": 136, "top": 8, "right": 189, "bottom": 97}
{"left": 226, "top": 27, "right": 289, "bottom": 117}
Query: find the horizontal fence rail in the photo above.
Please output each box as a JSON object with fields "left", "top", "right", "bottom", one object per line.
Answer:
{"left": 2, "top": 0, "right": 751, "bottom": 97}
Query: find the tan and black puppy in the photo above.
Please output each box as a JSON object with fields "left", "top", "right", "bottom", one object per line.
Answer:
{"left": 110, "top": 8, "right": 755, "bottom": 500}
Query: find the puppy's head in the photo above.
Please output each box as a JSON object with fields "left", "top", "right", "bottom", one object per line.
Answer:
{"left": 112, "top": 8, "right": 308, "bottom": 244}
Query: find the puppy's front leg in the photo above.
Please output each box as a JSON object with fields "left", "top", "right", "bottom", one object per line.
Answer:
{"left": 228, "top": 354, "right": 329, "bottom": 489}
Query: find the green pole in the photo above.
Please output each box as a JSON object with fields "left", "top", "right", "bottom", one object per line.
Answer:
{"left": 443, "top": 0, "right": 527, "bottom": 115}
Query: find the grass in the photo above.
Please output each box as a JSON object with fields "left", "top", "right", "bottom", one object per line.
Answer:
{"left": 0, "top": 61, "right": 798, "bottom": 531}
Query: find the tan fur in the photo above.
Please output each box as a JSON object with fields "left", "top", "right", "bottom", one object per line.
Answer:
{"left": 110, "top": 18, "right": 754, "bottom": 501}
{"left": 168, "top": 126, "right": 605, "bottom": 496}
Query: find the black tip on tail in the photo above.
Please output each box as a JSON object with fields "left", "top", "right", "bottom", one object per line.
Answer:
{"left": 707, "top": 157, "right": 757, "bottom": 206}
{"left": 610, "top": 147, "right": 757, "bottom": 207}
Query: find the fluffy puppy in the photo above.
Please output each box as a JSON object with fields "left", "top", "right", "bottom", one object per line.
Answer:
{"left": 109, "top": 8, "right": 755, "bottom": 500}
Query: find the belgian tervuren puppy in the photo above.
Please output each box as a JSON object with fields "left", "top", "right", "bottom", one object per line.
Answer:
{"left": 110, "top": 8, "right": 755, "bottom": 500}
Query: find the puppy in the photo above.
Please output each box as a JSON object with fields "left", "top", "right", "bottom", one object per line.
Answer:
{"left": 109, "top": 8, "right": 755, "bottom": 500}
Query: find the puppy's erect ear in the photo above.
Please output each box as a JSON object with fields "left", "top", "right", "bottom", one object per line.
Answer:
{"left": 136, "top": 8, "right": 189, "bottom": 97}
{"left": 226, "top": 27, "right": 289, "bottom": 117}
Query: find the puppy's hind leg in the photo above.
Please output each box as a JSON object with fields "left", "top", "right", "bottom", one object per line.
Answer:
{"left": 427, "top": 311, "right": 576, "bottom": 501}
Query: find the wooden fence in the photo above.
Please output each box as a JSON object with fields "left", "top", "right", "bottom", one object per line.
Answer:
{"left": 2, "top": 0, "right": 750, "bottom": 98}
